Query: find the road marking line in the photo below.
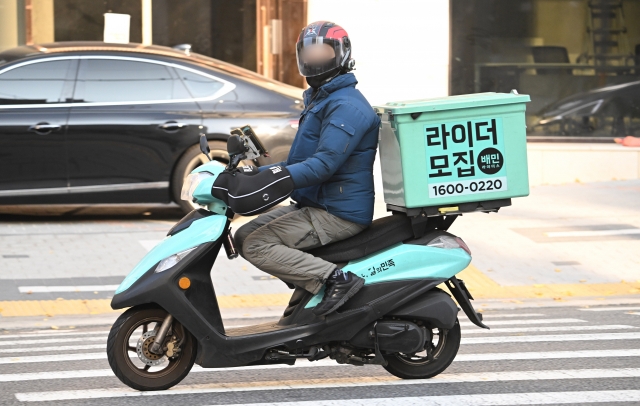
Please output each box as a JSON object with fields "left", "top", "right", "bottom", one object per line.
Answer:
{"left": 0, "top": 344, "right": 105, "bottom": 354}
{"left": 0, "top": 352, "right": 106, "bottom": 365}
{"left": 455, "top": 349, "right": 640, "bottom": 361}
{"left": 545, "top": 228, "right": 640, "bottom": 237}
{"left": 0, "top": 331, "right": 109, "bottom": 340}
{"left": 475, "top": 313, "right": 545, "bottom": 318}
{"left": 14, "top": 368, "right": 640, "bottom": 401}
{"left": 0, "top": 336, "right": 106, "bottom": 347}
{"left": 459, "top": 318, "right": 586, "bottom": 327}
{"left": 464, "top": 332, "right": 640, "bottom": 344}
{"left": 462, "top": 324, "right": 638, "bottom": 334}
{"left": 17, "top": 285, "right": 118, "bottom": 293}
{"left": 206, "top": 390, "right": 640, "bottom": 406}
{"left": 579, "top": 306, "right": 640, "bottom": 311}
{"left": 204, "top": 390, "right": 640, "bottom": 405}
{"left": 4, "top": 345, "right": 640, "bottom": 369}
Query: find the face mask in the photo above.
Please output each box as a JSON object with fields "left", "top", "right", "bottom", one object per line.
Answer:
{"left": 306, "top": 67, "right": 341, "bottom": 89}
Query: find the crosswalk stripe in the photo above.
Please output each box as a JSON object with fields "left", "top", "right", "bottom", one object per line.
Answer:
{"left": 0, "top": 344, "right": 105, "bottom": 354}
{"left": 579, "top": 306, "right": 640, "bottom": 311}
{"left": 14, "top": 368, "right": 640, "bottom": 401}
{"left": 3, "top": 348, "right": 639, "bottom": 377}
{"left": 464, "top": 332, "right": 640, "bottom": 344}
{"left": 3, "top": 332, "right": 638, "bottom": 364}
{"left": 0, "top": 336, "right": 106, "bottom": 347}
{"left": 474, "top": 313, "right": 545, "bottom": 318}
{"left": 206, "top": 390, "right": 640, "bottom": 406}
{"left": 459, "top": 318, "right": 585, "bottom": 327}
{"left": 463, "top": 324, "right": 637, "bottom": 335}
{"left": 0, "top": 331, "right": 109, "bottom": 340}
{"left": 455, "top": 349, "right": 640, "bottom": 361}
{"left": 0, "top": 353, "right": 106, "bottom": 364}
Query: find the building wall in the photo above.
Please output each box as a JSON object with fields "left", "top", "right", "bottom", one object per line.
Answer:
{"left": 306, "top": 0, "right": 450, "bottom": 106}
{"left": 0, "top": 0, "right": 20, "bottom": 51}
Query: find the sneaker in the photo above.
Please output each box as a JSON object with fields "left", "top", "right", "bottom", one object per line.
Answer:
{"left": 312, "top": 272, "right": 365, "bottom": 316}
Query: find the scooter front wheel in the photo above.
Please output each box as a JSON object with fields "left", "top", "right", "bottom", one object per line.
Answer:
{"left": 382, "top": 319, "right": 461, "bottom": 379}
{"left": 107, "top": 305, "right": 197, "bottom": 391}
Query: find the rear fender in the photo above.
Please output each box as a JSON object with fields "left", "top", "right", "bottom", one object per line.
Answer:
{"left": 387, "top": 288, "right": 459, "bottom": 330}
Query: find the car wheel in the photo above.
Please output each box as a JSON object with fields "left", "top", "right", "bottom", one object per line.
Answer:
{"left": 172, "top": 141, "right": 229, "bottom": 214}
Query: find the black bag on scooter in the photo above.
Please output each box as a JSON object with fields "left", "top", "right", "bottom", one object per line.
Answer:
{"left": 211, "top": 165, "right": 294, "bottom": 215}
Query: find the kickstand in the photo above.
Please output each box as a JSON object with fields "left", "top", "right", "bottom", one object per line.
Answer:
{"left": 371, "top": 322, "right": 388, "bottom": 366}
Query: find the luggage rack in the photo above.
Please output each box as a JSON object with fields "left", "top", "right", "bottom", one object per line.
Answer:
{"left": 387, "top": 198, "right": 511, "bottom": 238}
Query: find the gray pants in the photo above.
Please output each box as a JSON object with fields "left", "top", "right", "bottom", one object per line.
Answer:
{"left": 234, "top": 204, "right": 367, "bottom": 294}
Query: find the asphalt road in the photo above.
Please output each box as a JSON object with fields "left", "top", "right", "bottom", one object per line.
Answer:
{"left": 1, "top": 305, "right": 639, "bottom": 406}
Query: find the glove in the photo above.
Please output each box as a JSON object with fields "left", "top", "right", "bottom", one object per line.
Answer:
{"left": 211, "top": 165, "right": 294, "bottom": 215}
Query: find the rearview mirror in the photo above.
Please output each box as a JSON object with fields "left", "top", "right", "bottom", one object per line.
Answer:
{"left": 199, "top": 134, "right": 212, "bottom": 161}
{"left": 227, "top": 135, "right": 246, "bottom": 157}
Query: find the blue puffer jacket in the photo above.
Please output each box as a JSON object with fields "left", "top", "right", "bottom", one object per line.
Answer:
{"left": 267, "top": 73, "right": 380, "bottom": 225}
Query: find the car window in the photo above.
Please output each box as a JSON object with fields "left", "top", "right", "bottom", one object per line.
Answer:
{"left": 0, "top": 60, "right": 74, "bottom": 105}
{"left": 175, "top": 69, "right": 225, "bottom": 99}
{"left": 73, "top": 59, "right": 191, "bottom": 103}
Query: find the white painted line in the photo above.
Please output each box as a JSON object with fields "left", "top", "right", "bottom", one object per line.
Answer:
{"left": 0, "top": 336, "right": 106, "bottom": 347}
{"left": 18, "top": 285, "right": 118, "bottom": 293}
{"left": 0, "top": 352, "right": 106, "bottom": 365}
{"left": 0, "top": 360, "right": 339, "bottom": 382}
{"left": 455, "top": 349, "right": 640, "bottom": 361}
{"left": 463, "top": 332, "right": 640, "bottom": 344}
{"left": 474, "top": 313, "right": 545, "bottom": 318}
{"left": 0, "top": 331, "right": 109, "bottom": 340}
{"left": 579, "top": 306, "right": 640, "bottom": 312}
{"left": 462, "top": 324, "right": 638, "bottom": 335}
{"left": 139, "top": 240, "right": 162, "bottom": 252}
{"left": 204, "top": 390, "right": 640, "bottom": 406}
{"left": 459, "top": 318, "right": 586, "bottom": 327}
{"left": 3, "top": 350, "right": 640, "bottom": 382}
{"left": 0, "top": 344, "right": 105, "bottom": 354}
{"left": 545, "top": 228, "right": 640, "bottom": 238}
{"left": 14, "top": 368, "right": 640, "bottom": 401}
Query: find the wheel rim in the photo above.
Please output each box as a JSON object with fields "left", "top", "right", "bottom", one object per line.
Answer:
{"left": 181, "top": 146, "right": 229, "bottom": 211}
{"left": 394, "top": 327, "right": 449, "bottom": 366}
{"left": 122, "top": 316, "right": 187, "bottom": 378}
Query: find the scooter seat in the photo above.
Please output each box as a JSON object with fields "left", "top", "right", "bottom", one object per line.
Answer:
{"left": 307, "top": 214, "right": 413, "bottom": 263}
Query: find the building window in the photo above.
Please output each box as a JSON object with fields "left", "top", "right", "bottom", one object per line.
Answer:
{"left": 451, "top": 0, "right": 640, "bottom": 138}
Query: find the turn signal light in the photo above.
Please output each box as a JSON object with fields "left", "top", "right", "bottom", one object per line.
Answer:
{"left": 178, "top": 277, "right": 191, "bottom": 290}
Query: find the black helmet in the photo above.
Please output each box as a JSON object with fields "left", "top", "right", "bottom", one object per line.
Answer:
{"left": 296, "top": 21, "right": 355, "bottom": 78}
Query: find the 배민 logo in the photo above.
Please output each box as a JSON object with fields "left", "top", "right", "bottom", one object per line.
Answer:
{"left": 270, "top": 166, "right": 282, "bottom": 174}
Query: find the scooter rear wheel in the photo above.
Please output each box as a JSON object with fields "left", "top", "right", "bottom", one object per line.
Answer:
{"left": 382, "top": 319, "right": 461, "bottom": 379}
{"left": 107, "top": 306, "right": 197, "bottom": 391}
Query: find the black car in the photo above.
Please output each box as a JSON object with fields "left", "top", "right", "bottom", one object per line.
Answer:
{"left": 531, "top": 80, "right": 640, "bottom": 138}
{"left": 0, "top": 42, "right": 303, "bottom": 212}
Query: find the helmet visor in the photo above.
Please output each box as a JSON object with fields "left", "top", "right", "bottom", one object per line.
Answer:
{"left": 296, "top": 37, "right": 344, "bottom": 77}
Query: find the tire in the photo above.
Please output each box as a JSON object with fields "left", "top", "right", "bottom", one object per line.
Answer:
{"left": 171, "top": 141, "right": 229, "bottom": 214}
{"left": 382, "top": 319, "right": 461, "bottom": 379}
{"left": 107, "top": 306, "right": 197, "bottom": 391}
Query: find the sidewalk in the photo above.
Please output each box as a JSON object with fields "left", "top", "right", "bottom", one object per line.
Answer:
{"left": 1, "top": 180, "right": 639, "bottom": 322}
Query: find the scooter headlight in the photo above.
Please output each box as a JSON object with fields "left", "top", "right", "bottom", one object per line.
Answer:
{"left": 155, "top": 246, "right": 199, "bottom": 273}
{"left": 181, "top": 172, "right": 214, "bottom": 201}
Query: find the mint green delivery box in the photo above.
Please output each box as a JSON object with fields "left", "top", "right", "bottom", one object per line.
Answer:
{"left": 375, "top": 91, "right": 530, "bottom": 216}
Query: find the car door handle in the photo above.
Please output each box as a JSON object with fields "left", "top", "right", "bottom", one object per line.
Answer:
{"left": 28, "top": 123, "right": 61, "bottom": 134}
{"left": 158, "top": 121, "right": 189, "bottom": 132}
